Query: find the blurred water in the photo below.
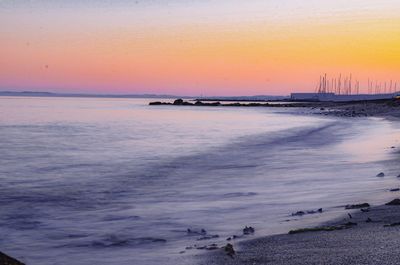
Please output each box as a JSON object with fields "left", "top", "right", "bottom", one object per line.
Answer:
{"left": 0, "top": 97, "right": 399, "bottom": 265}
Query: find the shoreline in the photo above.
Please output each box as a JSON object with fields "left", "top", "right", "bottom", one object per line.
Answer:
{"left": 194, "top": 111, "right": 400, "bottom": 265}
{"left": 197, "top": 202, "right": 400, "bottom": 265}
{"left": 149, "top": 98, "right": 400, "bottom": 118}
{"left": 0, "top": 99, "right": 400, "bottom": 265}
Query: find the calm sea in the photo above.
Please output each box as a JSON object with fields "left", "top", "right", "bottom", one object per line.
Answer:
{"left": 0, "top": 97, "right": 399, "bottom": 265}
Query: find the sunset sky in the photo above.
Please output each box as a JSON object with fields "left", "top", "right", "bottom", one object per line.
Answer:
{"left": 1, "top": 0, "right": 399, "bottom": 96}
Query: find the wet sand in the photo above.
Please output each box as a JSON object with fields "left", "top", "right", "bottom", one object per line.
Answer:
{"left": 308, "top": 99, "right": 400, "bottom": 118}
{"left": 197, "top": 203, "right": 400, "bottom": 265}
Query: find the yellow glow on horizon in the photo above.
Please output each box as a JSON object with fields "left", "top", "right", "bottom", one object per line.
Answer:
{"left": 1, "top": 4, "right": 399, "bottom": 95}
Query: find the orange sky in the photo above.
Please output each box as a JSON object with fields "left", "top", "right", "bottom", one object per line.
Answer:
{"left": 1, "top": 1, "right": 399, "bottom": 96}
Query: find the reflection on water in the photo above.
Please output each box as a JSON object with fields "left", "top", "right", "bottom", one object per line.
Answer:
{"left": 0, "top": 97, "right": 399, "bottom": 265}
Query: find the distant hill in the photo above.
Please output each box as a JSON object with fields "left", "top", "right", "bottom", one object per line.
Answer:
{"left": 0, "top": 91, "right": 181, "bottom": 99}
{"left": 0, "top": 91, "right": 288, "bottom": 101}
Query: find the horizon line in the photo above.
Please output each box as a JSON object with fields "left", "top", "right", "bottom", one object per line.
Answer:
{"left": 0, "top": 90, "right": 289, "bottom": 99}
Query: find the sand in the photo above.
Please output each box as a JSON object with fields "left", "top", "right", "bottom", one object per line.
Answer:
{"left": 197, "top": 203, "right": 400, "bottom": 265}
{"left": 309, "top": 99, "right": 400, "bottom": 118}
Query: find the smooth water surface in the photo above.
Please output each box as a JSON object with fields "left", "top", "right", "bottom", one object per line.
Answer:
{"left": 0, "top": 97, "right": 399, "bottom": 265}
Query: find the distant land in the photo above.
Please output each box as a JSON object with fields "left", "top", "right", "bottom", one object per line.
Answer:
{"left": 0, "top": 91, "right": 181, "bottom": 99}
{"left": 0, "top": 91, "right": 288, "bottom": 101}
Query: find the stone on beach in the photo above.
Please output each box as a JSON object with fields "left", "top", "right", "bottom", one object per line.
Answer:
{"left": 292, "top": 208, "right": 323, "bottom": 217}
{"left": 291, "top": 211, "right": 305, "bottom": 216}
{"left": 288, "top": 225, "right": 346, "bottom": 234}
{"left": 384, "top": 222, "right": 400, "bottom": 227}
{"left": 224, "top": 243, "right": 235, "bottom": 258}
{"left": 206, "top": 244, "right": 219, "bottom": 250}
{"left": 197, "top": 235, "right": 219, "bottom": 241}
{"left": 345, "top": 203, "right": 370, "bottom": 209}
{"left": 187, "top": 228, "right": 207, "bottom": 235}
{"left": 343, "top": 221, "right": 357, "bottom": 226}
{"left": 243, "top": 226, "right": 255, "bottom": 235}
{"left": 376, "top": 172, "right": 385, "bottom": 177}
{"left": 0, "top": 252, "right": 25, "bottom": 265}
{"left": 385, "top": 198, "right": 400, "bottom": 206}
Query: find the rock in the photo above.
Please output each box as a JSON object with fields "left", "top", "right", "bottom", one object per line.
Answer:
{"left": 0, "top": 252, "right": 25, "bottom": 265}
{"left": 384, "top": 222, "right": 400, "bottom": 227}
{"left": 149, "top": 101, "right": 162, "bottom": 105}
{"left": 149, "top": 101, "right": 172, "bottom": 105}
{"left": 289, "top": 225, "right": 347, "bottom": 234}
{"left": 390, "top": 188, "right": 400, "bottom": 192}
{"left": 173, "top": 99, "right": 184, "bottom": 105}
{"left": 345, "top": 203, "right": 370, "bottom": 209}
{"left": 397, "top": 174, "right": 400, "bottom": 178}
{"left": 206, "top": 244, "right": 219, "bottom": 250}
{"left": 292, "top": 211, "right": 305, "bottom": 216}
{"left": 197, "top": 235, "right": 219, "bottom": 241}
{"left": 366, "top": 218, "right": 372, "bottom": 223}
{"left": 307, "top": 208, "right": 323, "bottom": 214}
{"left": 376, "top": 172, "right": 385, "bottom": 177}
{"left": 293, "top": 208, "right": 323, "bottom": 216}
{"left": 243, "top": 226, "right": 255, "bottom": 235}
{"left": 348, "top": 213, "right": 352, "bottom": 219}
{"left": 386, "top": 198, "right": 400, "bottom": 205}
{"left": 343, "top": 221, "right": 357, "bottom": 226}
{"left": 224, "top": 243, "right": 235, "bottom": 258}
{"left": 187, "top": 228, "right": 207, "bottom": 235}
{"left": 360, "top": 208, "right": 370, "bottom": 212}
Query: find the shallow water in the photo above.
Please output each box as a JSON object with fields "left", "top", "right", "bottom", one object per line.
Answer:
{"left": 0, "top": 97, "right": 399, "bottom": 265}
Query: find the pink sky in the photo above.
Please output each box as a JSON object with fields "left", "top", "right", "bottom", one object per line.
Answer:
{"left": 1, "top": 1, "right": 399, "bottom": 96}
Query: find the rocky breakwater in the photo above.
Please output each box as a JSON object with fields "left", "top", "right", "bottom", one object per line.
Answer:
{"left": 149, "top": 99, "right": 308, "bottom": 108}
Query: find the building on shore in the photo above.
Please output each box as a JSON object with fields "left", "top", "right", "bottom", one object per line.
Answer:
{"left": 290, "top": 92, "right": 400, "bottom": 102}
